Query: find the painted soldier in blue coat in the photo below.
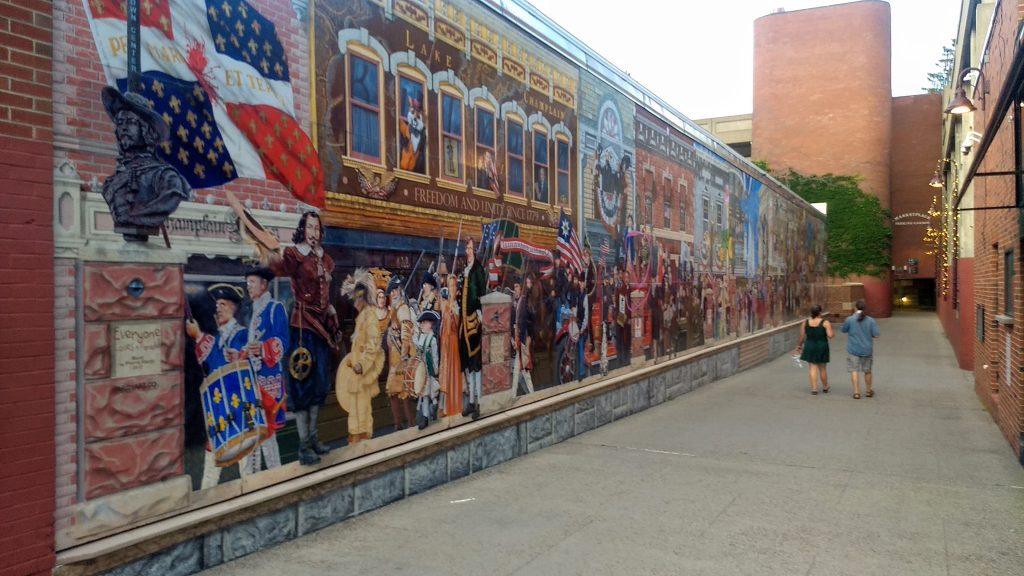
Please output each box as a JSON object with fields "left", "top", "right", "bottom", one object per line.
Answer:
{"left": 242, "top": 266, "right": 289, "bottom": 472}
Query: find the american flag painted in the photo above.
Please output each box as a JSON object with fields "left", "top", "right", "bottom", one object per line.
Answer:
{"left": 556, "top": 209, "right": 584, "bottom": 275}
{"left": 83, "top": 0, "right": 324, "bottom": 207}
{"left": 479, "top": 220, "right": 501, "bottom": 260}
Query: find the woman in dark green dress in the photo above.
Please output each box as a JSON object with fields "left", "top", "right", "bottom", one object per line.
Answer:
{"left": 795, "top": 304, "right": 833, "bottom": 394}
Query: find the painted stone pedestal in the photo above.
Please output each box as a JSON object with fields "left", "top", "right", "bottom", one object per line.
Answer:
{"left": 75, "top": 244, "right": 190, "bottom": 539}
{"left": 630, "top": 289, "right": 646, "bottom": 365}
{"left": 480, "top": 292, "right": 512, "bottom": 396}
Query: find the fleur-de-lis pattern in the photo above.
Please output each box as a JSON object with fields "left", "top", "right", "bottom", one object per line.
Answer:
{"left": 205, "top": 0, "right": 288, "bottom": 82}
{"left": 117, "top": 73, "right": 238, "bottom": 188}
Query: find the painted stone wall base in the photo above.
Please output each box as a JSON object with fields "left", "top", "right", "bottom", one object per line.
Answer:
{"left": 53, "top": 325, "right": 799, "bottom": 576}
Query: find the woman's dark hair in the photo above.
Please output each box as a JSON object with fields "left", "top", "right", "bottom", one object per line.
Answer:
{"left": 293, "top": 211, "right": 321, "bottom": 244}
{"left": 810, "top": 304, "right": 822, "bottom": 318}
{"left": 855, "top": 299, "right": 867, "bottom": 322}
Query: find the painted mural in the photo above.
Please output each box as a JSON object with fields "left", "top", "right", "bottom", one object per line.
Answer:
{"left": 63, "top": 0, "right": 825, "bottom": 543}
{"left": 180, "top": 0, "right": 826, "bottom": 490}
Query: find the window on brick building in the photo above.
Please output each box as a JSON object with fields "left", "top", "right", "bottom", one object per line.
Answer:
{"left": 1004, "top": 249, "right": 1014, "bottom": 317}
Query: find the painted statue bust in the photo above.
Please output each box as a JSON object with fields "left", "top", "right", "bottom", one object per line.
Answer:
{"left": 100, "top": 86, "right": 192, "bottom": 242}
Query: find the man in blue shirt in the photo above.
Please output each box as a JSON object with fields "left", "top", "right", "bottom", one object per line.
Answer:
{"left": 840, "top": 299, "right": 880, "bottom": 399}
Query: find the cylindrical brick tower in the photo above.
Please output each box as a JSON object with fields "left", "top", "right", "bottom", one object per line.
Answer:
{"left": 752, "top": 0, "right": 893, "bottom": 317}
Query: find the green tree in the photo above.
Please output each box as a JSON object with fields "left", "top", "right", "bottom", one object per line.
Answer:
{"left": 777, "top": 169, "right": 891, "bottom": 278}
{"left": 924, "top": 40, "right": 955, "bottom": 93}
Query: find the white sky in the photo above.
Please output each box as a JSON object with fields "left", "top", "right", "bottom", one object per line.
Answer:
{"left": 525, "top": 0, "right": 963, "bottom": 120}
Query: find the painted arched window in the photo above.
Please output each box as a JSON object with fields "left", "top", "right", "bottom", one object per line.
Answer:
{"left": 532, "top": 127, "right": 549, "bottom": 204}
{"left": 506, "top": 116, "right": 524, "bottom": 197}
{"left": 396, "top": 68, "right": 428, "bottom": 175}
{"left": 348, "top": 51, "right": 383, "bottom": 163}
{"left": 555, "top": 136, "right": 570, "bottom": 208}
{"left": 439, "top": 86, "right": 464, "bottom": 182}
{"left": 475, "top": 102, "right": 497, "bottom": 193}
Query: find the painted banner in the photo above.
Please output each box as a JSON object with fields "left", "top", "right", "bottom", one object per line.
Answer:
{"left": 82, "top": 0, "right": 324, "bottom": 207}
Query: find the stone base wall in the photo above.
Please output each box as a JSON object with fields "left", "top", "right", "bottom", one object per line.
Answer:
{"left": 53, "top": 325, "right": 799, "bottom": 576}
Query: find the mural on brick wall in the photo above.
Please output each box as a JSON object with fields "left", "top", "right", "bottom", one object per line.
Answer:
{"left": 62, "top": 0, "right": 825, "bottom": 547}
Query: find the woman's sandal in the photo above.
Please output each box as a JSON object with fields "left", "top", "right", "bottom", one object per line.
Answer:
{"left": 822, "top": 386, "right": 830, "bottom": 393}
{"left": 853, "top": 393, "right": 861, "bottom": 399}
{"left": 811, "top": 390, "right": 818, "bottom": 395}
{"left": 865, "top": 390, "right": 874, "bottom": 398}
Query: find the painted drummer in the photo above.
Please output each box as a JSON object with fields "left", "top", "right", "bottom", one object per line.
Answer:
{"left": 184, "top": 283, "right": 254, "bottom": 488}
{"left": 241, "top": 266, "right": 288, "bottom": 472}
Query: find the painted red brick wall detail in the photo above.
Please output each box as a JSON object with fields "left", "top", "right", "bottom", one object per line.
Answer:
{"left": 83, "top": 263, "right": 184, "bottom": 321}
{"left": 84, "top": 428, "right": 184, "bottom": 499}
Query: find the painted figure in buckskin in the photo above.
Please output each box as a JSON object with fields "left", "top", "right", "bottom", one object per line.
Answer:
{"left": 335, "top": 269, "right": 385, "bottom": 445}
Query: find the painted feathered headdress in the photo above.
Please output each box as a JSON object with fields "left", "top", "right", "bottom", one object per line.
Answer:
{"left": 340, "top": 268, "right": 377, "bottom": 306}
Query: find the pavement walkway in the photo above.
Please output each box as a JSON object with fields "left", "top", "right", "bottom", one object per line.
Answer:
{"left": 204, "top": 313, "right": 1024, "bottom": 576}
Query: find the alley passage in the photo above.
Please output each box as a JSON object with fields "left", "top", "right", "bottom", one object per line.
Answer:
{"left": 206, "top": 314, "right": 1024, "bottom": 576}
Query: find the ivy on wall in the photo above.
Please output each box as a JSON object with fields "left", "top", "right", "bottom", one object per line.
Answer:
{"left": 762, "top": 166, "right": 892, "bottom": 278}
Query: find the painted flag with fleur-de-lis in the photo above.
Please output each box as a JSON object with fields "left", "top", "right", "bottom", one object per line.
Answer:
{"left": 82, "top": 0, "right": 324, "bottom": 207}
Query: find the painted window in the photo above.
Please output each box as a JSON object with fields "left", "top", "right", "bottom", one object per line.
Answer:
{"left": 397, "top": 73, "right": 426, "bottom": 174}
{"left": 556, "top": 138, "right": 570, "bottom": 207}
{"left": 663, "top": 176, "right": 672, "bottom": 229}
{"left": 440, "top": 91, "right": 463, "bottom": 180}
{"left": 349, "top": 54, "right": 381, "bottom": 161}
{"left": 506, "top": 118, "right": 524, "bottom": 196}
{"left": 679, "top": 181, "right": 688, "bottom": 232}
{"left": 475, "top": 106, "right": 496, "bottom": 191}
{"left": 533, "top": 130, "right": 549, "bottom": 204}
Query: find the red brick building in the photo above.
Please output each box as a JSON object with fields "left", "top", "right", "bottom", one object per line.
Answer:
{"left": 941, "top": 0, "right": 1024, "bottom": 463}
{"left": 751, "top": 0, "right": 941, "bottom": 319}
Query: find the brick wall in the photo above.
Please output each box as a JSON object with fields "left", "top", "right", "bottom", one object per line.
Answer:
{"left": 0, "top": 0, "right": 56, "bottom": 574}
{"left": 968, "top": 0, "right": 1023, "bottom": 461}
{"left": 752, "top": 1, "right": 894, "bottom": 317}
{"left": 890, "top": 94, "right": 941, "bottom": 282}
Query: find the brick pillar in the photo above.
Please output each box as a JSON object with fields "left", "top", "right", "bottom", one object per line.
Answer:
{"left": 480, "top": 292, "right": 512, "bottom": 398}
{"left": 0, "top": 0, "right": 56, "bottom": 574}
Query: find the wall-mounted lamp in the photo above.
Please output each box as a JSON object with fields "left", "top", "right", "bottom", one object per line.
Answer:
{"left": 928, "top": 159, "right": 945, "bottom": 188}
{"left": 945, "top": 67, "right": 987, "bottom": 114}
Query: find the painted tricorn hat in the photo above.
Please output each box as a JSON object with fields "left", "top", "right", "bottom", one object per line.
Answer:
{"left": 101, "top": 86, "right": 170, "bottom": 143}
{"left": 208, "top": 283, "right": 243, "bottom": 304}
{"left": 416, "top": 309, "right": 440, "bottom": 324}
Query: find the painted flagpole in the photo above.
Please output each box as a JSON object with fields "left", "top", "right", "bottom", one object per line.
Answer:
{"left": 126, "top": 0, "right": 142, "bottom": 92}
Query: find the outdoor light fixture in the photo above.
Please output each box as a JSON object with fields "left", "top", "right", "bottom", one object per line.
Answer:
{"left": 945, "top": 67, "right": 987, "bottom": 114}
{"left": 928, "top": 159, "right": 945, "bottom": 188}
